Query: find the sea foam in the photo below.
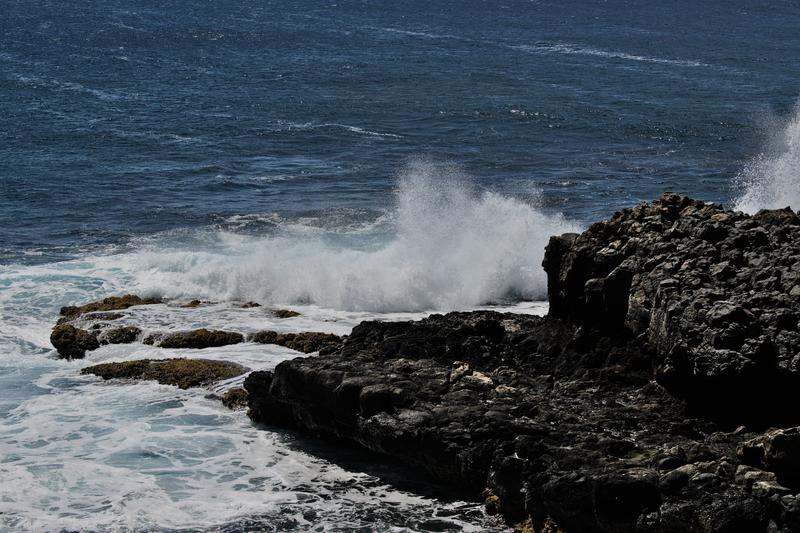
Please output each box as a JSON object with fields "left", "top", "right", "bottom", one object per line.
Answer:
{"left": 735, "top": 102, "right": 800, "bottom": 213}
{"left": 121, "top": 161, "right": 579, "bottom": 312}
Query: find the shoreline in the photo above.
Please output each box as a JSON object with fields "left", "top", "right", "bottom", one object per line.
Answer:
{"left": 45, "top": 193, "right": 800, "bottom": 532}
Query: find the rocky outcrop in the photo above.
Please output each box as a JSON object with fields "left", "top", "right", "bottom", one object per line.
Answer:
{"left": 245, "top": 195, "right": 800, "bottom": 532}
{"left": 51, "top": 298, "right": 338, "bottom": 356}
{"left": 543, "top": 193, "right": 800, "bottom": 422}
{"left": 50, "top": 294, "right": 158, "bottom": 358}
{"left": 82, "top": 358, "right": 246, "bottom": 389}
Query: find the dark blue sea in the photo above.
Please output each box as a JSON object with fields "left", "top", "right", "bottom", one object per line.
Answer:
{"left": 1, "top": 1, "right": 799, "bottom": 530}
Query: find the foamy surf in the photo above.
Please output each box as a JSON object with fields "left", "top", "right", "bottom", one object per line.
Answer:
{"left": 0, "top": 284, "right": 531, "bottom": 531}
{"left": 0, "top": 164, "right": 564, "bottom": 531}
{"left": 113, "top": 161, "right": 578, "bottom": 311}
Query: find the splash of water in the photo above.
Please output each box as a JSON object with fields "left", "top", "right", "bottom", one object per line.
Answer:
{"left": 124, "top": 161, "right": 579, "bottom": 312}
{"left": 734, "top": 103, "right": 800, "bottom": 213}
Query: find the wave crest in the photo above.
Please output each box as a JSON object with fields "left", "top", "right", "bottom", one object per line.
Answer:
{"left": 126, "top": 161, "right": 579, "bottom": 312}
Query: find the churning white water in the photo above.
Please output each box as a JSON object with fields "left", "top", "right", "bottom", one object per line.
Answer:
{"left": 122, "top": 161, "right": 579, "bottom": 312}
{"left": 0, "top": 165, "right": 566, "bottom": 531}
{"left": 735, "top": 102, "right": 800, "bottom": 213}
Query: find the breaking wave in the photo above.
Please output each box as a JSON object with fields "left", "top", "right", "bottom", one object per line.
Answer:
{"left": 120, "top": 161, "right": 579, "bottom": 311}
{"left": 735, "top": 102, "right": 800, "bottom": 213}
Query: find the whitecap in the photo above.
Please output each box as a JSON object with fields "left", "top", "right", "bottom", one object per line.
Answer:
{"left": 513, "top": 42, "right": 708, "bottom": 68}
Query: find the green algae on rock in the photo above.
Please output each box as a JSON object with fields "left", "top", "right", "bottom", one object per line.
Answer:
{"left": 50, "top": 324, "right": 100, "bottom": 359}
{"left": 151, "top": 329, "right": 245, "bottom": 349}
{"left": 59, "top": 294, "right": 161, "bottom": 321}
{"left": 221, "top": 387, "right": 249, "bottom": 409}
{"left": 248, "top": 330, "right": 340, "bottom": 354}
{"left": 98, "top": 326, "right": 141, "bottom": 345}
{"left": 82, "top": 358, "right": 246, "bottom": 389}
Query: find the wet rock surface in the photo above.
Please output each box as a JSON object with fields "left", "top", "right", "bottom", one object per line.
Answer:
{"left": 148, "top": 328, "right": 245, "bottom": 349}
{"left": 245, "top": 195, "right": 800, "bottom": 532}
{"left": 272, "top": 308, "right": 301, "bottom": 318}
{"left": 50, "top": 295, "right": 338, "bottom": 357}
{"left": 82, "top": 358, "right": 246, "bottom": 389}
{"left": 58, "top": 294, "right": 161, "bottom": 322}
{"left": 248, "top": 330, "right": 341, "bottom": 354}
{"left": 221, "top": 387, "right": 249, "bottom": 409}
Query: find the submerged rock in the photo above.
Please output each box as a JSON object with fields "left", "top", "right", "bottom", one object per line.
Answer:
{"left": 272, "top": 309, "right": 300, "bottom": 318}
{"left": 245, "top": 195, "right": 800, "bottom": 532}
{"left": 82, "top": 358, "right": 246, "bottom": 389}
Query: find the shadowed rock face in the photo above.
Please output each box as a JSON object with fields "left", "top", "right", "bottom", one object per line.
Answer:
{"left": 544, "top": 193, "right": 800, "bottom": 422}
{"left": 245, "top": 195, "right": 800, "bottom": 533}
{"left": 82, "top": 358, "right": 246, "bottom": 389}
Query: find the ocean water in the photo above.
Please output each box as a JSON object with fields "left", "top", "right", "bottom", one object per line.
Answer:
{"left": 2, "top": 0, "right": 800, "bottom": 531}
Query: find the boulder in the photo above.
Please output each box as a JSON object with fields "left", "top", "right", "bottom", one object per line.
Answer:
{"left": 221, "top": 387, "right": 249, "bottom": 409}
{"left": 98, "top": 326, "right": 141, "bottom": 345}
{"left": 272, "top": 309, "right": 300, "bottom": 318}
{"left": 59, "top": 294, "right": 160, "bottom": 321}
{"left": 50, "top": 324, "right": 99, "bottom": 358}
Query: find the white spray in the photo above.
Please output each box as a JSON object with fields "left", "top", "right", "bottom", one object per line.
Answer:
{"left": 125, "top": 160, "right": 580, "bottom": 312}
{"left": 735, "top": 102, "right": 800, "bottom": 213}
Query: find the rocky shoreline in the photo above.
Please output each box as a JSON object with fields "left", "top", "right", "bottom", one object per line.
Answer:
{"left": 244, "top": 194, "right": 800, "bottom": 532}
{"left": 53, "top": 194, "right": 800, "bottom": 532}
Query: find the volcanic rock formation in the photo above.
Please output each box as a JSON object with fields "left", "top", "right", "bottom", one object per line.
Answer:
{"left": 245, "top": 194, "right": 800, "bottom": 532}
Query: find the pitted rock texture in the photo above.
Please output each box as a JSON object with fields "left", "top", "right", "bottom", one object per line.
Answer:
{"left": 544, "top": 193, "right": 800, "bottom": 421}
{"left": 248, "top": 330, "right": 341, "bottom": 354}
{"left": 82, "top": 358, "right": 246, "bottom": 389}
{"left": 245, "top": 195, "right": 800, "bottom": 532}
{"left": 50, "top": 295, "right": 339, "bottom": 357}
{"left": 148, "top": 329, "right": 245, "bottom": 349}
{"left": 58, "top": 294, "right": 161, "bottom": 322}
